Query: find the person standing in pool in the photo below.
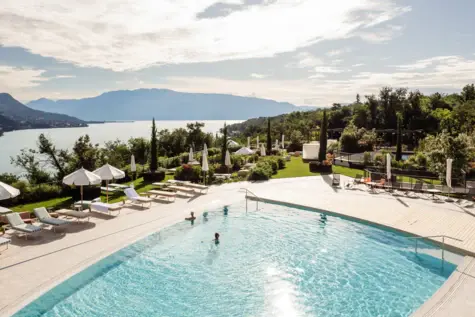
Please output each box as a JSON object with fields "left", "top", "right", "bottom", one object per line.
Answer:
{"left": 185, "top": 211, "right": 196, "bottom": 225}
{"left": 223, "top": 206, "right": 229, "bottom": 216}
{"left": 214, "top": 232, "right": 220, "bottom": 245}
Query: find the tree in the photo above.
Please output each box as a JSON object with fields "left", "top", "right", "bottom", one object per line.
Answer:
{"left": 356, "top": 93, "right": 361, "bottom": 104}
{"left": 72, "top": 135, "right": 99, "bottom": 171}
{"left": 150, "top": 118, "right": 158, "bottom": 172}
{"left": 461, "top": 84, "right": 475, "bottom": 102}
{"left": 396, "top": 116, "right": 402, "bottom": 161}
{"left": 318, "top": 110, "right": 328, "bottom": 161}
{"left": 186, "top": 122, "right": 206, "bottom": 150}
{"left": 221, "top": 123, "right": 227, "bottom": 165}
{"left": 38, "top": 134, "right": 67, "bottom": 179}
{"left": 266, "top": 118, "right": 272, "bottom": 153}
{"left": 11, "top": 149, "right": 51, "bottom": 184}
{"left": 128, "top": 137, "right": 150, "bottom": 166}
{"left": 365, "top": 94, "right": 379, "bottom": 128}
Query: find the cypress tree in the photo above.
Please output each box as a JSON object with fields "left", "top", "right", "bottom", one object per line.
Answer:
{"left": 396, "top": 116, "right": 402, "bottom": 161}
{"left": 150, "top": 118, "right": 158, "bottom": 172}
{"left": 266, "top": 118, "right": 272, "bottom": 153}
{"left": 318, "top": 110, "right": 328, "bottom": 162}
{"left": 221, "top": 123, "right": 227, "bottom": 165}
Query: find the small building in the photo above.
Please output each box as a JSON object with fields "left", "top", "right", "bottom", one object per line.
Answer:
{"left": 302, "top": 140, "right": 338, "bottom": 162}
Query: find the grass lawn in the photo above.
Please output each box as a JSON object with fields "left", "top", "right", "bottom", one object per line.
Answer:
{"left": 274, "top": 157, "right": 319, "bottom": 179}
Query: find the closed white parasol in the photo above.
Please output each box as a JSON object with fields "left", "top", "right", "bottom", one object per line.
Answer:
{"left": 93, "top": 164, "right": 125, "bottom": 202}
{"left": 386, "top": 153, "right": 391, "bottom": 181}
{"left": 63, "top": 167, "right": 101, "bottom": 204}
{"left": 225, "top": 150, "right": 232, "bottom": 172}
{"left": 202, "top": 152, "right": 209, "bottom": 185}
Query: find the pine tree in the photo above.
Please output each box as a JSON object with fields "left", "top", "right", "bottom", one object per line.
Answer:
{"left": 318, "top": 110, "right": 328, "bottom": 162}
{"left": 150, "top": 118, "right": 158, "bottom": 172}
{"left": 396, "top": 116, "right": 402, "bottom": 161}
{"left": 221, "top": 123, "right": 227, "bottom": 165}
{"left": 266, "top": 118, "right": 272, "bottom": 153}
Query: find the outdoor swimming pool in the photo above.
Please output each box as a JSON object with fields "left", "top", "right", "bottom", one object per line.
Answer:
{"left": 14, "top": 202, "right": 456, "bottom": 317}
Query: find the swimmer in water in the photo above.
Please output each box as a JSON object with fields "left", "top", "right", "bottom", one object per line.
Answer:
{"left": 214, "top": 232, "right": 220, "bottom": 245}
{"left": 185, "top": 211, "right": 196, "bottom": 221}
{"left": 223, "top": 206, "right": 229, "bottom": 216}
{"left": 203, "top": 211, "right": 209, "bottom": 222}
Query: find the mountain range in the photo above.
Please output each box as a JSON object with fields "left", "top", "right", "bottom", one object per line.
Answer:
{"left": 0, "top": 93, "right": 86, "bottom": 133}
{"left": 27, "top": 89, "right": 312, "bottom": 121}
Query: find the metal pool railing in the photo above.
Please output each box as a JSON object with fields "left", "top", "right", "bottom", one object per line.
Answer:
{"left": 408, "top": 235, "right": 463, "bottom": 269}
{"left": 240, "top": 188, "right": 263, "bottom": 212}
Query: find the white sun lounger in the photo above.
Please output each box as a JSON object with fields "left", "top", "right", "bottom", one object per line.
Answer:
{"left": 124, "top": 188, "right": 152, "bottom": 208}
{"left": 109, "top": 183, "right": 130, "bottom": 189}
{"left": 181, "top": 183, "right": 209, "bottom": 194}
{"left": 145, "top": 190, "right": 176, "bottom": 201}
{"left": 152, "top": 182, "right": 169, "bottom": 188}
{"left": 0, "top": 236, "right": 10, "bottom": 253}
{"left": 56, "top": 209, "right": 91, "bottom": 222}
{"left": 101, "top": 186, "right": 118, "bottom": 193}
{"left": 167, "top": 180, "right": 190, "bottom": 185}
{"left": 6, "top": 213, "right": 42, "bottom": 240}
{"left": 90, "top": 202, "right": 122, "bottom": 216}
{"left": 34, "top": 207, "right": 72, "bottom": 232}
{"left": 168, "top": 185, "right": 196, "bottom": 193}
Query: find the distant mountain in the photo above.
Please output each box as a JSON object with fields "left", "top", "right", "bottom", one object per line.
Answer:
{"left": 0, "top": 93, "right": 86, "bottom": 133}
{"left": 27, "top": 89, "right": 315, "bottom": 121}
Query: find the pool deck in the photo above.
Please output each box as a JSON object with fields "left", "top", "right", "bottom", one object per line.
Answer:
{"left": 1, "top": 175, "right": 475, "bottom": 316}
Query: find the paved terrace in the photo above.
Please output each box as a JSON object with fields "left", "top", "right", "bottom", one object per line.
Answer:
{"left": 1, "top": 176, "right": 475, "bottom": 317}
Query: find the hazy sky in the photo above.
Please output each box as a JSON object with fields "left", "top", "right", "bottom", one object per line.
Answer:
{"left": 0, "top": 0, "right": 474, "bottom": 105}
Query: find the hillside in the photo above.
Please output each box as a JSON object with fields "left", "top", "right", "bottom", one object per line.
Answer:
{"left": 27, "top": 89, "right": 314, "bottom": 121}
{"left": 0, "top": 93, "right": 86, "bottom": 132}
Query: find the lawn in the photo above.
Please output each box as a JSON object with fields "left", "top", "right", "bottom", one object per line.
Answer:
{"left": 275, "top": 157, "right": 365, "bottom": 179}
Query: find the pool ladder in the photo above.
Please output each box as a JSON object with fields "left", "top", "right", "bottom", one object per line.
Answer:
{"left": 240, "top": 188, "right": 263, "bottom": 212}
{"left": 409, "top": 235, "right": 462, "bottom": 270}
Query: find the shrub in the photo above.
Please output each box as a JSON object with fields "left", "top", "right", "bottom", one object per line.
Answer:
{"left": 174, "top": 164, "right": 202, "bottom": 183}
{"left": 0, "top": 173, "right": 19, "bottom": 184}
{"left": 4, "top": 181, "right": 67, "bottom": 207}
{"left": 248, "top": 163, "right": 273, "bottom": 181}
{"left": 276, "top": 157, "right": 286, "bottom": 169}
{"left": 309, "top": 161, "right": 332, "bottom": 173}
{"left": 261, "top": 158, "right": 278, "bottom": 174}
{"left": 143, "top": 169, "right": 166, "bottom": 182}
{"left": 374, "top": 153, "right": 384, "bottom": 166}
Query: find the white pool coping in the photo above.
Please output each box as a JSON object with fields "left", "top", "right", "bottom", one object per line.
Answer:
{"left": 1, "top": 176, "right": 475, "bottom": 317}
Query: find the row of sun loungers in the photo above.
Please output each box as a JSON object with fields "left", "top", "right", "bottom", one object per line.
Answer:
{"left": 1, "top": 182, "right": 210, "bottom": 244}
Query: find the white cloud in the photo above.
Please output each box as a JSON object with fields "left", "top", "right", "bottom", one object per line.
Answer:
{"left": 356, "top": 24, "right": 404, "bottom": 43}
{"left": 54, "top": 75, "right": 76, "bottom": 79}
{"left": 0, "top": 0, "right": 410, "bottom": 71}
{"left": 287, "top": 52, "right": 324, "bottom": 68}
{"left": 0, "top": 65, "right": 48, "bottom": 90}
{"left": 314, "top": 66, "right": 346, "bottom": 74}
{"left": 392, "top": 56, "right": 455, "bottom": 70}
{"left": 352, "top": 63, "right": 365, "bottom": 67}
{"left": 326, "top": 48, "right": 351, "bottom": 57}
{"left": 250, "top": 73, "right": 268, "bottom": 79}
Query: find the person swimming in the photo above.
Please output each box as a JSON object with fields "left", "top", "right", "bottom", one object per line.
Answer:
{"left": 214, "top": 232, "right": 220, "bottom": 245}
{"left": 185, "top": 211, "right": 196, "bottom": 221}
{"left": 203, "top": 211, "right": 209, "bottom": 222}
{"left": 223, "top": 206, "right": 229, "bottom": 216}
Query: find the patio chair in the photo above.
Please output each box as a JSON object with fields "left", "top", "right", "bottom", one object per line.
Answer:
{"left": 124, "top": 188, "right": 152, "bottom": 208}
{"left": 6, "top": 212, "right": 42, "bottom": 240}
{"left": 34, "top": 207, "right": 72, "bottom": 232}
{"left": 332, "top": 173, "right": 341, "bottom": 187}
{"left": 407, "top": 181, "right": 424, "bottom": 198}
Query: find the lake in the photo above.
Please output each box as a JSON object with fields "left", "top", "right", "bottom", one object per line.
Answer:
{"left": 0, "top": 120, "right": 242, "bottom": 174}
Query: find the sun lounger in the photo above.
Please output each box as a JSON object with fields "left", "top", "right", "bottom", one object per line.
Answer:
{"left": 0, "top": 236, "right": 10, "bottom": 253}
{"left": 124, "top": 188, "right": 152, "bottom": 208}
{"left": 90, "top": 202, "right": 122, "bottom": 216}
{"left": 168, "top": 185, "right": 196, "bottom": 194}
{"left": 34, "top": 207, "right": 72, "bottom": 232}
{"left": 152, "top": 182, "right": 169, "bottom": 188}
{"left": 145, "top": 190, "right": 176, "bottom": 201}
{"left": 332, "top": 174, "right": 340, "bottom": 187}
{"left": 181, "top": 183, "right": 209, "bottom": 193}
{"left": 0, "top": 206, "right": 12, "bottom": 215}
{"left": 73, "top": 198, "right": 101, "bottom": 210}
{"left": 101, "top": 186, "right": 118, "bottom": 193}
{"left": 6, "top": 213, "right": 42, "bottom": 240}
{"left": 407, "top": 181, "right": 424, "bottom": 198}
{"left": 109, "top": 183, "right": 130, "bottom": 189}
{"left": 56, "top": 209, "right": 91, "bottom": 222}
{"left": 167, "top": 179, "right": 190, "bottom": 185}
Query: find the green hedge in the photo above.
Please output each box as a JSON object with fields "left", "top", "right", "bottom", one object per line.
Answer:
{"left": 3, "top": 181, "right": 68, "bottom": 207}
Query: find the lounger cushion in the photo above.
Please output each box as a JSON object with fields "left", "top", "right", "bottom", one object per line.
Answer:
{"left": 147, "top": 190, "right": 176, "bottom": 197}
{"left": 12, "top": 223, "right": 42, "bottom": 233}
{"left": 91, "top": 202, "right": 122, "bottom": 213}
{"left": 6, "top": 213, "right": 25, "bottom": 227}
{"left": 57, "top": 209, "right": 89, "bottom": 219}
{"left": 124, "top": 188, "right": 152, "bottom": 203}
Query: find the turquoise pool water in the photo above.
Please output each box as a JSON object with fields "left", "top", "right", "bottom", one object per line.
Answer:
{"left": 14, "top": 203, "right": 455, "bottom": 317}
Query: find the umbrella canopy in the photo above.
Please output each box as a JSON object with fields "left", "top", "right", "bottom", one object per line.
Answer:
{"left": 63, "top": 168, "right": 101, "bottom": 186}
{"left": 260, "top": 144, "right": 266, "bottom": 157}
{"left": 225, "top": 150, "right": 232, "bottom": 167}
{"left": 282, "top": 135, "right": 285, "bottom": 149}
{"left": 189, "top": 147, "right": 194, "bottom": 162}
{"left": 386, "top": 153, "right": 391, "bottom": 181}
{"left": 130, "top": 155, "right": 136, "bottom": 172}
{"left": 227, "top": 140, "right": 239, "bottom": 147}
{"left": 446, "top": 158, "right": 453, "bottom": 188}
{"left": 247, "top": 137, "right": 250, "bottom": 148}
{"left": 235, "top": 147, "right": 254, "bottom": 155}
{"left": 93, "top": 164, "right": 125, "bottom": 181}
{"left": 203, "top": 143, "right": 208, "bottom": 156}
{"left": 0, "top": 181, "right": 20, "bottom": 200}
{"left": 202, "top": 152, "right": 209, "bottom": 172}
